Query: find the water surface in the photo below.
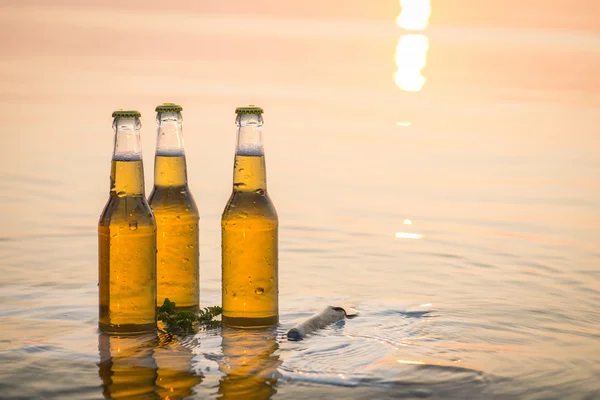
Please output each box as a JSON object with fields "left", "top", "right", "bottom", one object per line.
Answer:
{"left": 0, "top": 1, "right": 599, "bottom": 399}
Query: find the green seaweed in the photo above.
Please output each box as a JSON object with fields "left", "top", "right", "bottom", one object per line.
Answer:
{"left": 158, "top": 298, "right": 222, "bottom": 334}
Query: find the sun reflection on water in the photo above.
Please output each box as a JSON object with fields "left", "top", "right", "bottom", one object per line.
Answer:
{"left": 396, "top": 0, "right": 431, "bottom": 30}
{"left": 395, "top": 0, "right": 431, "bottom": 92}
{"left": 395, "top": 232, "right": 423, "bottom": 239}
{"left": 397, "top": 359, "right": 426, "bottom": 365}
{"left": 394, "top": 34, "right": 430, "bottom": 92}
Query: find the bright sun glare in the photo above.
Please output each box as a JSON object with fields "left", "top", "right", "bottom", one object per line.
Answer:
{"left": 395, "top": 0, "right": 431, "bottom": 92}
{"left": 394, "top": 34, "right": 429, "bottom": 92}
{"left": 396, "top": 0, "right": 431, "bottom": 30}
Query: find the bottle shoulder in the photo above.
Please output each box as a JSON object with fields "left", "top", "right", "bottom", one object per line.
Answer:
{"left": 99, "top": 195, "right": 155, "bottom": 227}
{"left": 222, "top": 190, "right": 278, "bottom": 222}
{"left": 148, "top": 185, "right": 199, "bottom": 215}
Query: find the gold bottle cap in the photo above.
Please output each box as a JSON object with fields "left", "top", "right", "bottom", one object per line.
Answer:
{"left": 155, "top": 103, "right": 183, "bottom": 112}
{"left": 235, "top": 105, "right": 264, "bottom": 115}
{"left": 112, "top": 110, "right": 141, "bottom": 118}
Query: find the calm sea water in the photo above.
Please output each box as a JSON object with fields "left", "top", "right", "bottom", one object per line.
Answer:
{"left": 1, "top": 1, "right": 599, "bottom": 399}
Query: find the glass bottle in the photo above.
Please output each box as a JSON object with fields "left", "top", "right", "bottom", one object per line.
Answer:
{"left": 98, "top": 110, "right": 157, "bottom": 334}
{"left": 221, "top": 106, "right": 279, "bottom": 327}
{"left": 148, "top": 103, "right": 199, "bottom": 312}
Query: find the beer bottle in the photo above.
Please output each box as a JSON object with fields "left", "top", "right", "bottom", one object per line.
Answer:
{"left": 221, "top": 106, "right": 279, "bottom": 327}
{"left": 149, "top": 103, "right": 199, "bottom": 312}
{"left": 98, "top": 110, "right": 157, "bottom": 334}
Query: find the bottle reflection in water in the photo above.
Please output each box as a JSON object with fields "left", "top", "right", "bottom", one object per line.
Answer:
{"left": 218, "top": 326, "right": 282, "bottom": 399}
{"left": 149, "top": 103, "right": 200, "bottom": 312}
{"left": 154, "top": 333, "right": 203, "bottom": 399}
{"left": 98, "top": 333, "right": 159, "bottom": 400}
{"left": 221, "top": 106, "right": 279, "bottom": 327}
{"left": 98, "top": 110, "right": 157, "bottom": 334}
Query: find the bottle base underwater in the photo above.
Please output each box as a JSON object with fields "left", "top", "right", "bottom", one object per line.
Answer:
{"left": 222, "top": 314, "right": 279, "bottom": 328}
{"left": 98, "top": 321, "right": 156, "bottom": 335}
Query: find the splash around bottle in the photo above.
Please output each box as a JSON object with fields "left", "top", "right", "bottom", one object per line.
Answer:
{"left": 148, "top": 103, "right": 200, "bottom": 312}
{"left": 221, "top": 106, "right": 279, "bottom": 328}
{"left": 98, "top": 110, "right": 157, "bottom": 334}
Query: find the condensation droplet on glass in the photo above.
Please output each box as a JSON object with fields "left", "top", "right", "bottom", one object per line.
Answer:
{"left": 129, "top": 222, "right": 138, "bottom": 230}
{"left": 255, "top": 287, "right": 264, "bottom": 295}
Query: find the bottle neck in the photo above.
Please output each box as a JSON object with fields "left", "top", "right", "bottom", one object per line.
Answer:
{"left": 111, "top": 117, "right": 145, "bottom": 196}
{"left": 154, "top": 112, "right": 187, "bottom": 187}
{"left": 233, "top": 114, "right": 266, "bottom": 192}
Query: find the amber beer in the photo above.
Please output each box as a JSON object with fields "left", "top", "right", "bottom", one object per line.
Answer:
{"left": 222, "top": 106, "right": 279, "bottom": 327}
{"left": 98, "top": 110, "right": 156, "bottom": 334}
{"left": 149, "top": 103, "right": 199, "bottom": 312}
